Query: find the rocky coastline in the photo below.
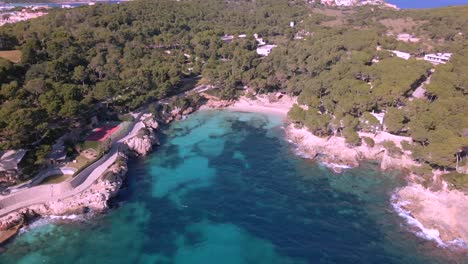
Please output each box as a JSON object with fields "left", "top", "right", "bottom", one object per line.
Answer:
{"left": 0, "top": 93, "right": 466, "bottom": 251}
{"left": 0, "top": 104, "right": 192, "bottom": 246}
{"left": 205, "top": 94, "right": 468, "bottom": 249}
{"left": 285, "top": 124, "right": 417, "bottom": 172}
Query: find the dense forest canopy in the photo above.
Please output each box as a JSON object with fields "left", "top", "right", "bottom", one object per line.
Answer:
{"left": 0, "top": 0, "right": 467, "bottom": 180}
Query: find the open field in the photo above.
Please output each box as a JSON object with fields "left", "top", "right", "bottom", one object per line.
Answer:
{"left": 39, "top": 174, "right": 72, "bottom": 185}
{"left": 0, "top": 50, "right": 22, "bottom": 63}
{"left": 379, "top": 18, "right": 418, "bottom": 34}
{"left": 67, "top": 155, "right": 93, "bottom": 170}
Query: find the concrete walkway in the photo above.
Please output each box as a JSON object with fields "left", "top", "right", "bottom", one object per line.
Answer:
{"left": 0, "top": 112, "right": 144, "bottom": 218}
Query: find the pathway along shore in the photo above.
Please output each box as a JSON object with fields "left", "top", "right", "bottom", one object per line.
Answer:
{"left": 0, "top": 112, "right": 144, "bottom": 219}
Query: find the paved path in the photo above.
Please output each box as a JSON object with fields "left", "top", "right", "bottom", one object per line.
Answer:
{"left": 0, "top": 81, "right": 198, "bottom": 218}
{"left": 0, "top": 113, "right": 143, "bottom": 218}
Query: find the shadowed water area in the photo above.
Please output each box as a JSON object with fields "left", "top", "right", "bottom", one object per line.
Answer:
{"left": 0, "top": 111, "right": 461, "bottom": 263}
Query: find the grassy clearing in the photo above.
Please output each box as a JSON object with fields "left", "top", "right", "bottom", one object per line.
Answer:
{"left": 444, "top": 172, "right": 468, "bottom": 190}
{"left": 81, "top": 140, "right": 99, "bottom": 150}
{"left": 0, "top": 50, "right": 22, "bottom": 63}
{"left": 311, "top": 8, "right": 355, "bottom": 27}
{"left": 67, "top": 155, "right": 92, "bottom": 170}
{"left": 40, "top": 174, "right": 72, "bottom": 185}
{"left": 379, "top": 18, "right": 418, "bottom": 34}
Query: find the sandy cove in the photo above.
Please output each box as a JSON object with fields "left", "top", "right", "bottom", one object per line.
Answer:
{"left": 225, "top": 94, "right": 296, "bottom": 116}
{"left": 221, "top": 94, "right": 417, "bottom": 172}
{"left": 209, "top": 94, "right": 468, "bottom": 248}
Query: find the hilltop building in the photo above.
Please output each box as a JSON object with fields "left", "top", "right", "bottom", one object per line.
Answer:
{"left": 320, "top": 0, "right": 393, "bottom": 7}
{"left": 424, "top": 53, "right": 452, "bottom": 65}
{"left": 390, "top": 50, "right": 411, "bottom": 60}
{"left": 256, "top": 45, "right": 277, "bottom": 56}
{"left": 0, "top": 149, "right": 27, "bottom": 182}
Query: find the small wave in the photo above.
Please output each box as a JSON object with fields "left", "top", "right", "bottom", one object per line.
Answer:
{"left": 18, "top": 213, "right": 92, "bottom": 236}
{"left": 18, "top": 217, "right": 53, "bottom": 235}
{"left": 390, "top": 192, "right": 468, "bottom": 249}
{"left": 320, "top": 162, "right": 353, "bottom": 170}
{"left": 48, "top": 214, "right": 82, "bottom": 220}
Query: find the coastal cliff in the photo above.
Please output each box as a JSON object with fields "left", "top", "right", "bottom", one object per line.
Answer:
{"left": 124, "top": 115, "right": 160, "bottom": 156}
{"left": 285, "top": 124, "right": 416, "bottom": 172}
{"left": 0, "top": 153, "right": 128, "bottom": 231}
{"left": 0, "top": 115, "right": 163, "bottom": 244}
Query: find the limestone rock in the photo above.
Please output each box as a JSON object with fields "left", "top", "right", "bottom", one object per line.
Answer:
{"left": 0, "top": 212, "right": 24, "bottom": 231}
{"left": 124, "top": 128, "right": 159, "bottom": 156}
{"left": 143, "top": 115, "right": 159, "bottom": 130}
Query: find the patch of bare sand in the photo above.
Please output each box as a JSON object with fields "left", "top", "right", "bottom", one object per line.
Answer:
{"left": 225, "top": 94, "right": 296, "bottom": 116}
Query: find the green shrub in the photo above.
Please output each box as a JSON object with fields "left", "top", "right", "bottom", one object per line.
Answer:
{"left": 118, "top": 114, "right": 135, "bottom": 122}
{"left": 382, "top": 140, "right": 403, "bottom": 157}
{"left": 401, "top": 140, "right": 412, "bottom": 151}
{"left": 288, "top": 104, "right": 305, "bottom": 123}
{"left": 362, "top": 136, "right": 375, "bottom": 147}
{"left": 444, "top": 172, "right": 468, "bottom": 190}
{"left": 411, "top": 163, "right": 434, "bottom": 187}
{"left": 343, "top": 128, "right": 361, "bottom": 146}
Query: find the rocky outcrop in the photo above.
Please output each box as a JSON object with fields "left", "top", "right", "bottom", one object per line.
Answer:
{"left": 0, "top": 153, "right": 128, "bottom": 236}
{"left": 0, "top": 212, "right": 24, "bottom": 231}
{"left": 34, "top": 154, "right": 128, "bottom": 215}
{"left": 285, "top": 124, "right": 417, "bottom": 173}
{"left": 162, "top": 106, "right": 196, "bottom": 123}
{"left": 124, "top": 115, "right": 160, "bottom": 156}
{"left": 124, "top": 128, "right": 159, "bottom": 156}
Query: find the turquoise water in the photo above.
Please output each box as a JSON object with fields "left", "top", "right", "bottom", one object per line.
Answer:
{"left": 0, "top": 110, "right": 463, "bottom": 263}
{"left": 386, "top": 0, "right": 468, "bottom": 8}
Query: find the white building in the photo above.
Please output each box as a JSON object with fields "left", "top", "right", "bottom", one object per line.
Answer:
{"left": 220, "top": 35, "right": 234, "bottom": 43}
{"left": 424, "top": 53, "right": 452, "bottom": 64}
{"left": 334, "top": 0, "right": 357, "bottom": 6}
{"left": 390, "top": 50, "right": 411, "bottom": 60}
{"left": 256, "top": 45, "right": 277, "bottom": 56}
{"left": 253, "top": 33, "right": 266, "bottom": 46}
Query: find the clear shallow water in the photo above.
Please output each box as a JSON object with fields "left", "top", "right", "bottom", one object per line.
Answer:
{"left": 0, "top": 110, "right": 463, "bottom": 263}
{"left": 386, "top": 0, "right": 468, "bottom": 8}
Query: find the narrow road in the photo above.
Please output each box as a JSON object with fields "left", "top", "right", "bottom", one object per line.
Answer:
{"left": 0, "top": 113, "right": 143, "bottom": 218}
{"left": 0, "top": 80, "right": 204, "bottom": 218}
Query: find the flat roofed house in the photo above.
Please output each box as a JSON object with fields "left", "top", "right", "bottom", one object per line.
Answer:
{"left": 220, "top": 35, "right": 234, "bottom": 44}
{"left": 334, "top": 0, "right": 357, "bottom": 6}
{"left": 47, "top": 139, "right": 67, "bottom": 165}
{"left": 0, "top": 149, "right": 27, "bottom": 181}
{"left": 424, "top": 53, "right": 452, "bottom": 65}
{"left": 256, "top": 45, "right": 277, "bottom": 56}
{"left": 390, "top": 50, "right": 411, "bottom": 60}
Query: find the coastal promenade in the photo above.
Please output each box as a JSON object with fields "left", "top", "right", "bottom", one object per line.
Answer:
{"left": 0, "top": 112, "right": 144, "bottom": 218}
{"left": 0, "top": 83, "right": 201, "bottom": 218}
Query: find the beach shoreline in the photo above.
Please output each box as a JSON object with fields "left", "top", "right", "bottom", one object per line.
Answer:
{"left": 207, "top": 93, "right": 468, "bottom": 250}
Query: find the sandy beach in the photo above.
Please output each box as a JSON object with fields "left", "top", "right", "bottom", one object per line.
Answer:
{"left": 215, "top": 94, "right": 468, "bottom": 248}
{"left": 225, "top": 94, "right": 296, "bottom": 116}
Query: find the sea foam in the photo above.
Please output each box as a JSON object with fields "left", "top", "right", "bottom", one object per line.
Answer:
{"left": 390, "top": 192, "right": 468, "bottom": 249}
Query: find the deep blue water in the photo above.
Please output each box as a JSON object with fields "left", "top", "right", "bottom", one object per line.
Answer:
{"left": 386, "top": 0, "right": 468, "bottom": 8}
{"left": 0, "top": 111, "right": 463, "bottom": 263}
